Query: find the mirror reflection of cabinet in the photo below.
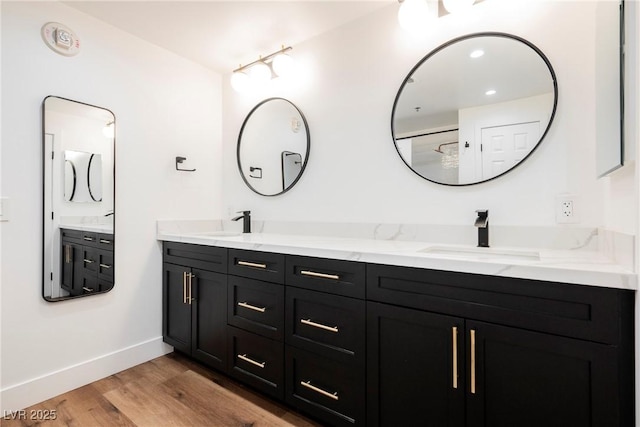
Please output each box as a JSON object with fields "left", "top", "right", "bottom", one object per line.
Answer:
{"left": 392, "top": 32, "right": 558, "bottom": 186}
{"left": 43, "top": 96, "right": 115, "bottom": 301}
{"left": 237, "top": 98, "right": 310, "bottom": 196}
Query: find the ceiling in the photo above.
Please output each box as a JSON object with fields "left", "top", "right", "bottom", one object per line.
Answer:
{"left": 63, "top": 1, "right": 391, "bottom": 74}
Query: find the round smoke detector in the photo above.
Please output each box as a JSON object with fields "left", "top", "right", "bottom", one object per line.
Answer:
{"left": 41, "top": 22, "right": 80, "bottom": 57}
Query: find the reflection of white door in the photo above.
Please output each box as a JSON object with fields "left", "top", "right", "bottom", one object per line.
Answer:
{"left": 480, "top": 121, "right": 540, "bottom": 179}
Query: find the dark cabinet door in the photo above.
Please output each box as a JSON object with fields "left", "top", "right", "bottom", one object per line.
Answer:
{"left": 162, "top": 263, "right": 192, "bottom": 354}
{"left": 367, "top": 302, "right": 465, "bottom": 427}
{"left": 466, "top": 321, "right": 620, "bottom": 427}
{"left": 191, "top": 268, "right": 227, "bottom": 371}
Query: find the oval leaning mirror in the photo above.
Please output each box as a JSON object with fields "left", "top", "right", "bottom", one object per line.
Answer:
{"left": 392, "top": 32, "right": 558, "bottom": 186}
{"left": 238, "top": 98, "right": 310, "bottom": 196}
{"left": 43, "top": 96, "right": 115, "bottom": 301}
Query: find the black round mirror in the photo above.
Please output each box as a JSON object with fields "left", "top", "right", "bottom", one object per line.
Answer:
{"left": 392, "top": 32, "right": 558, "bottom": 186}
{"left": 237, "top": 98, "right": 310, "bottom": 196}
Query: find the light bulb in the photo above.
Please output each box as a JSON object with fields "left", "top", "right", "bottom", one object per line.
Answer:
{"left": 443, "top": 0, "right": 475, "bottom": 15}
{"left": 398, "top": 0, "right": 430, "bottom": 33}
{"left": 231, "top": 71, "right": 250, "bottom": 93}
{"left": 249, "top": 61, "right": 272, "bottom": 87}
{"left": 272, "top": 53, "right": 295, "bottom": 78}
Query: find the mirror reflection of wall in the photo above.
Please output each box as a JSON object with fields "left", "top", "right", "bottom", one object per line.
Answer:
{"left": 43, "top": 96, "right": 115, "bottom": 301}
{"left": 392, "top": 33, "right": 558, "bottom": 186}
{"left": 238, "top": 98, "right": 310, "bottom": 196}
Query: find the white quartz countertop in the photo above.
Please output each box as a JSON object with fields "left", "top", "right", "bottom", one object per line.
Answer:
{"left": 60, "top": 223, "right": 113, "bottom": 234}
{"left": 157, "top": 230, "right": 637, "bottom": 290}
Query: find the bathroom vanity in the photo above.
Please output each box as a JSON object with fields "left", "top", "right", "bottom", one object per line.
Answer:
{"left": 159, "top": 231, "right": 634, "bottom": 427}
{"left": 60, "top": 227, "right": 114, "bottom": 296}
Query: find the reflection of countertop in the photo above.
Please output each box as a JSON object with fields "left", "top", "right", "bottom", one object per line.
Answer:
{"left": 157, "top": 228, "right": 636, "bottom": 291}
{"left": 60, "top": 223, "right": 113, "bottom": 234}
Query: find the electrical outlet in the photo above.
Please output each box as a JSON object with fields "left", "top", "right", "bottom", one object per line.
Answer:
{"left": 556, "top": 195, "right": 577, "bottom": 224}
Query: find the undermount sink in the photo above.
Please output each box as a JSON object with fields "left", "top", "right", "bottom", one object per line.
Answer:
{"left": 195, "top": 231, "right": 242, "bottom": 237}
{"left": 419, "top": 245, "right": 540, "bottom": 261}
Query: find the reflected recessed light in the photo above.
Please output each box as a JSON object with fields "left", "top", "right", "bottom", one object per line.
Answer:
{"left": 485, "top": 89, "right": 496, "bottom": 96}
{"left": 470, "top": 49, "right": 484, "bottom": 58}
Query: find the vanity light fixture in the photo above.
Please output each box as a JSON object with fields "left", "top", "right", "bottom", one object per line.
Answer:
{"left": 442, "top": 0, "right": 476, "bottom": 15}
{"left": 231, "top": 46, "right": 294, "bottom": 93}
{"left": 102, "top": 120, "right": 114, "bottom": 138}
{"left": 397, "top": 0, "right": 430, "bottom": 33}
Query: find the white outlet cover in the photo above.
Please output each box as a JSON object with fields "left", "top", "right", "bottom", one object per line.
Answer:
{"left": 41, "top": 22, "right": 80, "bottom": 57}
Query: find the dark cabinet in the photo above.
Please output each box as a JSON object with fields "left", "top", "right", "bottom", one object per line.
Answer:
{"left": 367, "top": 264, "right": 634, "bottom": 427}
{"left": 225, "top": 249, "right": 286, "bottom": 397}
{"left": 160, "top": 242, "right": 633, "bottom": 427}
{"left": 367, "top": 302, "right": 464, "bottom": 427}
{"left": 285, "top": 258, "right": 366, "bottom": 426}
{"left": 60, "top": 228, "right": 114, "bottom": 296}
{"left": 162, "top": 243, "right": 228, "bottom": 371}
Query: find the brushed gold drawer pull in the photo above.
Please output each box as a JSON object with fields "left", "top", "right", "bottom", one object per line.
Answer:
{"left": 83, "top": 237, "right": 94, "bottom": 241}
{"left": 300, "top": 270, "right": 340, "bottom": 280}
{"left": 470, "top": 329, "right": 476, "bottom": 394}
{"left": 188, "top": 273, "right": 194, "bottom": 305}
{"left": 83, "top": 259, "right": 94, "bottom": 264}
{"left": 238, "top": 260, "right": 267, "bottom": 269}
{"left": 238, "top": 354, "right": 266, "bottom": 368}
{"left": 82, "top": 287, "right": 94, "bottom": 292}
{"left": 452, "top": 326, "right": 458, "bottom": 389}
{"left": 99, "top": 263, "right": 112, "bottom": 269}
{"left": 300, "top": 381, "right": 339, "bottom": 401}
{"left": 99, "top": 239, "right": 112, "bottom": 244}
{"left": 65, "top": 245, "right": 72, "bottom": 263}
{"left": 238, "top": 301, "right": 266, "bottom": 313}
{"left": 300, "top": 318, "right": 339, "bottom": 333}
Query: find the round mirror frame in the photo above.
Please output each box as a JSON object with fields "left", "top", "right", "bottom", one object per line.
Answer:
{"left": 237, "top": 97, "right": 310, "bottom": 196}
{"left": 391, "top": 32, "right": 558, "bottom": 186}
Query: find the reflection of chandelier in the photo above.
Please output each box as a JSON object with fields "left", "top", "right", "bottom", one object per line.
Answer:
{"left": 439, "top": 142, "right": 459, "bottom": 169}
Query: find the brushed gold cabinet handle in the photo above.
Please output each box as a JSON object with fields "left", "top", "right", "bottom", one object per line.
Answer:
{"left": 82, "top": 287, "right": 94, "bottom": 292}
{"left": 182, "top": 271, "right": 187, "bottom": 304}
{"left": 238, "top": 354, "right": 265, "bottom": 369}
{"left": 452, "top": 326, "right": 458, "bottom": 389}
{"left": 99, "top": 263, "right": 112, "bottom": 269}
{"left": 188, "top": 273, "right": 194, "bottom": 305}
{"left": 300, "top": 270, "right": 340, "bottom": 280}
{"left": 83, "top": 237, "right": 94, "bottom": 241}
{"left": 300, "top": 318, "right": 339, "bottom": 333}
{"left": 65, "top": 245, "right": 71, "bottom": 263}
{"left": 83, "top": 259, "right": 94, "bottom": 264}
{"left": 238, "top": 301, "right": 266, "bottom": 313}
{"left": 300, "top": 381, "right": 339, "bottom": 401}
{"left": 470, "top": 329, "right": 476, "bottom": 394}
{"left": 237, "top": 260, "right": 267, "bottom": 269}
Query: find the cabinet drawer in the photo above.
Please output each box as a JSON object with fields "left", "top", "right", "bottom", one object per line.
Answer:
{"left": 97, "top": 251, "right": 114, "bottom": 281}
{"left": 286, "top": 346, "right": 365, "bottom": 427}
{"left": 367, "top": 263, "right": 631, "bottom": 344}
{"left": 97, "top": 233, "right": 114, "bottom": 250}
{"left": 163, "top": 242, "right": 227, "bottom": 274}
{"left": 228, "top": 276, "right": 284, "bottom": 341}
{"left": 60, "top": 228, "right": 84, "bottom": 244}
{"left": 228, "top": 249, "right": 285, "bottom": 284}
{"left": 286, "top": 287, "right": 365, "bottom": 363}
{"left": 286, "top": 255, "right": 366, "bottom": 298}
{"left": 228, "top": 327, "right": 284, "bottom": 400}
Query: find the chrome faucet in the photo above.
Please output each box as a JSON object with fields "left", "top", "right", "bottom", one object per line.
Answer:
{"left": 475, "top": 210, "right": 489, "bottom": 247}
{"left": 232, "top": 210, "right": 251, "bottom": 233}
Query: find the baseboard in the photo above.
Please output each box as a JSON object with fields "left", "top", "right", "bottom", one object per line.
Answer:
{"left": 0, "top": 337, "right": 173, "bottom": 413}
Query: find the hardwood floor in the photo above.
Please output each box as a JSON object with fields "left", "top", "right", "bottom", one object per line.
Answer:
{"left": 1, "top": 352, "right": 323, "bottom": 427}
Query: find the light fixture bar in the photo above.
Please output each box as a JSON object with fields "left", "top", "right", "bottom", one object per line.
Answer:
{"left": 233, "top": 46, "right": 292, "bottom": 73}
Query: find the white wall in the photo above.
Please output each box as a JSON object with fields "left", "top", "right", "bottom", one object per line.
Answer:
{"left": 221, "top": 0, "right": 633, "bottom": 232}
{"left": 0, "top": 1, "right": 223, "bottom": 411}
